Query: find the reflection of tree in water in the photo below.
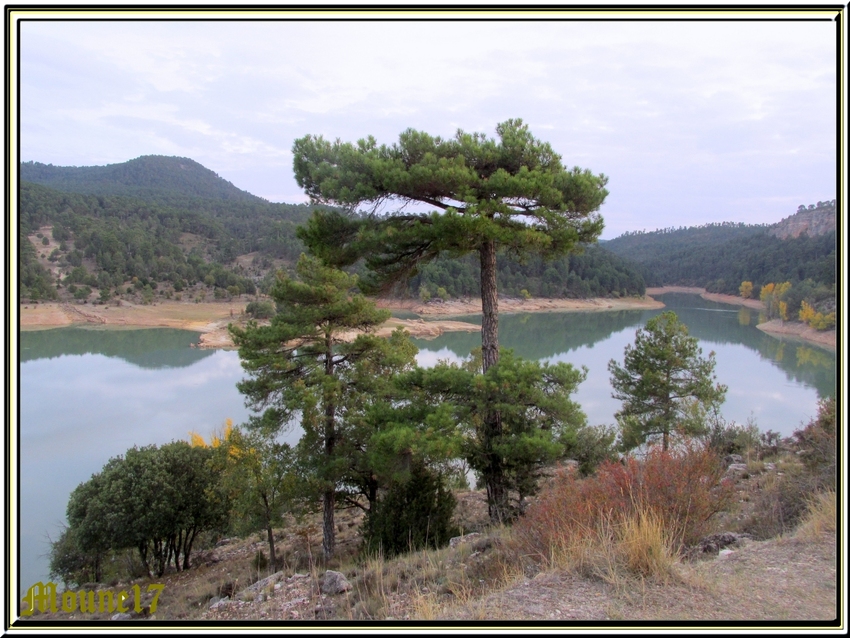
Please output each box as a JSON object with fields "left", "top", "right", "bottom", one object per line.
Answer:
{"left": 412, "top": 309, "right": 650, "bottom": 360}
{"left": 414, "top": 293, "right": 835, "bottom": 400}
{"left": 20, "top": 327, "right": 212, "bottom": 369}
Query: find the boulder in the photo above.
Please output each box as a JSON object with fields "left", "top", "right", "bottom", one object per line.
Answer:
{"left": 723, "top": 454, "right": 744, "bottom": 466}
{"left": 320, "top": 570, "right": 352, "bottom": 595}
{"left": 697, "top": 532, "right": 752, "bottom": 555}
{"left": 726, "top": 463, "right": 749, "bottom": 475}
{"left": 449, "top": 532, "right": 482, "bottom": 548}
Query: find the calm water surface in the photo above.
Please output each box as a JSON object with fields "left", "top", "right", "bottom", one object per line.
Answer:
{"left": 18, "top": 293, "right": 834, "bottom": 589}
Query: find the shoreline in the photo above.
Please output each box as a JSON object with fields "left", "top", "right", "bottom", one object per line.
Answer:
{"left": 18, "top": 295, "right": 663, "bottom": 348}
{"left": 18, "top": 291, "right": 834, "bottom": 350}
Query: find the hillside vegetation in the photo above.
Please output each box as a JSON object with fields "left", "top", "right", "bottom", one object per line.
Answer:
{"left": 18, "top": 156, "right": 645, "bottom": 304}
{"left": 603, "top": 217, "right": 835, "bottom": 296}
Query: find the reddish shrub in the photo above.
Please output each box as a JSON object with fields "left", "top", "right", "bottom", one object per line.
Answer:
{"left": 514, "top": 441, "right": 733, "bottom": 564}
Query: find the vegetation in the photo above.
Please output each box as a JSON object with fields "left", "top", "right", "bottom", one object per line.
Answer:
{"left": 603, "top": 221, "right": 835, "bottom": 295}
{"left": 293, "top": 119, "right": 608, "bottom": 523}
{"left": 52, "top": 442, "right": 229, "bottom": 586}
{"left": 361, "top": 459, "right": 459, "bottom": 558}
{"left": 229, "top": 255, "right": 421, "bottom": 561}
{"left": 512, "top": 442, "right": 734, "bottom": 576}
{"left": 19, "top": 155, "right": 641, "bottom": 304}
{"left": 609, "top": 312, "right": 727, "bottom": 451}
{"left": 401, "top": 348, "right": 589, "bottom": 522}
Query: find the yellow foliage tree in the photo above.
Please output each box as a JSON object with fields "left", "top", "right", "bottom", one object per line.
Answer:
{"left": 189, "top": 418, "right": 234, "bottom": 448}
{"left": 739, "top": 281, "right": 753, "bottom": 299}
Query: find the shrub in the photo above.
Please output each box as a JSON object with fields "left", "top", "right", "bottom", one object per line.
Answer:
{"left": 793, "top": 397, "right": 836, "bottom": 488}
{"left": 741, "top": 398, "right": 836, "bottom": 539}
{"left": 795, "top": 491, "right": 836, "bottom": 539}
{"left": 245, "top": 300, "right": 275, "bottom": 319}
{"left": 362, "top": 460, "right": 459, "bottom": 558}
{"left": 703, "top": 416, "right": 761, "bottom": 458}
{"left": 513, "top": 441, "right": 733, "bottom": 569}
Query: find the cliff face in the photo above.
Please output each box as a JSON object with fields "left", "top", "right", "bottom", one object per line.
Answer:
{"left": 769, "top": 202, "right": 836, "bottom": 240}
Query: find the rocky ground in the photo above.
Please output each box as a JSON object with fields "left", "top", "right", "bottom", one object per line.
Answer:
{"left": 19, "top": 463, "right": 838, "bottom": 626}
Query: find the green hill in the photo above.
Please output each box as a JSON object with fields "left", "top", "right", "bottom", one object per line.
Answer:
{"left": 21, "top": 156, "right": 265, "bottom": 204}
{"left": 18, "top": 156, "right": 646, "bottom": 304}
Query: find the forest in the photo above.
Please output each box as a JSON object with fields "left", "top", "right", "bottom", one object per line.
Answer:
{"left": 602, "top": 220, "right": 836, "bottom": 295}
{"left": 18, "top": 156, "right": 646, "bottom": 304}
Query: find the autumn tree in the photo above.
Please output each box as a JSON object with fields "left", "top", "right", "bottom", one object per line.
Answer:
{"left": 229, "top": 255, "right": 410, "bottom": 560}
{"left": 609, "top": 312, "right": 727, "bottom": 452}
{"left": 226, "top": 428, "right": 299, "bottom": 570}
{"left": 739, "top": 281, "right": 753, "bottom": 299}
{"left": 292, "top": 119, "right": 608, "bottom": 522}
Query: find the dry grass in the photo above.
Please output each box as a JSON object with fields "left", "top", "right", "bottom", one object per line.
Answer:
{"left": 795, "top": 490, "right": 836, "bottom": 539}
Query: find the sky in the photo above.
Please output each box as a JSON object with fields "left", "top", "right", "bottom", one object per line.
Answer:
{"left": 15, "top": 10, "right": 841, "bottom": 239}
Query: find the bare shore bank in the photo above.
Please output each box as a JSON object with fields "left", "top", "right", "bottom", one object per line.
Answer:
{"left": 19, "top": 295, "right": 663, "bottom": 348}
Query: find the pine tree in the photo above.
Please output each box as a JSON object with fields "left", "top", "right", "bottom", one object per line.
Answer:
{"left": 229, "top": 255, "right": 400, "bottom": 560}
{"left": 292, "top": 119, "right": 607, "bottom": 522}
{"left": 609, "top": 312, "right": 727, "bottom": 452}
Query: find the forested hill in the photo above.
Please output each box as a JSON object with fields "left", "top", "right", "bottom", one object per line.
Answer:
{"left": 18, "top": 156, "right": 646, "bottom": 304}
{"left": 602, "top": 209, "right": 836, "bottom": 297}
{"left": 21, "top": 156, "right": 266, "bottom": 204}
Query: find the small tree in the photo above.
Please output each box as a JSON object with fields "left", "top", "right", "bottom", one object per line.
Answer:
{"left": 229, "top": 255, "right": 407, "bottom": 561}
{"left": 739, "top": 281, "right": 753, "bottom": 299}
{"left": 609, "top": 311, "right": 727, "bottom": 452}
{"left": 225, "top": 428, "right": 300, "bottom": 570}
{"left": 362, "top": 459, "right": 458, "bottom": 558}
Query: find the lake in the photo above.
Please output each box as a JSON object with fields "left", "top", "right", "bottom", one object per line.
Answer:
{"left": 17, "top": 293, "right": 835, "bottom": 590}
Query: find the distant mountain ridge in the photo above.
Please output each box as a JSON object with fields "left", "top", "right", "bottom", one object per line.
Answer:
{"left": 769, "top": 200, "right": 836, "bottom": 240}
{"left": 20, "top": 156, "right": 266, "bottom": 204}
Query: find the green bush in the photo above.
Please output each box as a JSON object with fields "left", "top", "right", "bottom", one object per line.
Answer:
{"left": 362, "top": 460, "right": 459, "bottom": 558}
{"left": 245, "top": 300, "right": 275, "bottom": 319}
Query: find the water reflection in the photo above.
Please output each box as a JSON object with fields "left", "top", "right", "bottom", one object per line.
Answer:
{"left": 20, "top": 326, "right": 212, "bottom": 369}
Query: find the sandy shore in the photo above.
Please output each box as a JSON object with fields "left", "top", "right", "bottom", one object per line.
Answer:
{"left": 376, "top": 295, "right": 664, "bottom": 316}
{"left": 20, "top": 290, "right": 835, "bottom": 353}
{"left": 645, "top": 286, "right": 766, "bottom": 310}
{"left": 756, "top": 319, "right": 836, "bottom": 349}
{"left": 18, "top": 300, "right": 482, "bottom": 347}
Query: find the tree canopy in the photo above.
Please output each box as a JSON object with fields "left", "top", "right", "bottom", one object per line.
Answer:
{"left": 609, "top": 311, "right": 727, "bottom": 452}
{"left": 292, "top": 119, "right": 607, "bottom": 523}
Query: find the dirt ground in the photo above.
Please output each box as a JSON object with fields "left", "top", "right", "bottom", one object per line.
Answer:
{"left": 376, "top": 295, "right": 664, "bottom": 316}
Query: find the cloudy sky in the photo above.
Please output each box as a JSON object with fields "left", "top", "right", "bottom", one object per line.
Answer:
{"left": 16, "top": 10, "right": 840, "bottom": 238}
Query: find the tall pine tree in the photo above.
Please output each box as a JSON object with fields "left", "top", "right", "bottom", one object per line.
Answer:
{"left": 292, "top": 119, "right": 608, "bottom": 522}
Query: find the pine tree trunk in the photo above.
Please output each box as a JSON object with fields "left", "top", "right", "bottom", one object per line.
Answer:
{"left": 479, "top": 239, "right": 499, "bottom": 373}
{"left": 479, "top": 239, "right": 508, "bottom": 523}
{"left": 322, "top": 332, "right": 336, "bottom": 561}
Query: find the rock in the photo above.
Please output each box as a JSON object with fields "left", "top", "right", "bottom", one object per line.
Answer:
{"left": 723, "top": 454, "right": 744, "bottom": 466}
{"left": 209, "top": 596, "right": 230, "bottom": 609}
{"left": 718, "top": 549, "right": 735, "bottom": 559}
{"left": 449, "top": 532, "right": 482, "bottom": 548}
{"left": 241, "top": 570, "right": 286, "bottom": 596}
{"left": 321, "top": 570, "right": 352, "bottom": 594}
{"left": 207, "top": 596, "right": 221, "bottom": 607}
{"left": 287, "top": 573, "right": 309, "bottom": 582}
{"left": 697, "top": 532, "right": 752, "bottom": 555}
{"left": 111, "top": 612, "right": 132, "bottom": 620}
{"left": 726, "top": 463, "right": 749, "bottom": 475}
